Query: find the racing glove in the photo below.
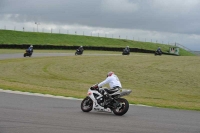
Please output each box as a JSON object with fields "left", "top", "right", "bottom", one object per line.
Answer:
{"left": 91, "top": 84, "right": 99, "bottom": 90}
{"left": 93, "top": 85, "right": 98, "bottom": 89}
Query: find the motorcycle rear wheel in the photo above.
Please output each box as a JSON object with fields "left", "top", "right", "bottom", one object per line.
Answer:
{"left": 81, "top": 97, "right": 93, "bottom": 112}
{"left": 112, "top": 98, "right": 129, "bottom": 116}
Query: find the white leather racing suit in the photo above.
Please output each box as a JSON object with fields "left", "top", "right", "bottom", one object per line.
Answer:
{"left": 98, "top": 74, "right": 122, "bottom": 95}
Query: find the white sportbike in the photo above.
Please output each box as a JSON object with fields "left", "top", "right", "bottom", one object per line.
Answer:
{"left": 81, "top": 85, "right": 132, "bottom": 116}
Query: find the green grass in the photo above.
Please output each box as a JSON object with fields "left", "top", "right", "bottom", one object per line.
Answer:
{"left": 0, "top": 30, "right": 194, "bottom": 56}
{"left": 0, "top": 54, "right": 199, "bottom": 111}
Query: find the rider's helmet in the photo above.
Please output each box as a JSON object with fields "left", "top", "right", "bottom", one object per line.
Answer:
{"left": 127, "top": 46, "right": 129, "bottom": 48}
{"left": 107, "top": 71, "right": 114, "bottom": 77}
{"left": 80, "top": 46, "right": 83, "bottom": 47}
{"left": 30, "top": 45, "right": 33, "bottom": 48}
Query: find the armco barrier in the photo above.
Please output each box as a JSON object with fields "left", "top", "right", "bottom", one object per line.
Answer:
{"left": 0, "top": 44, "right": 175, "bottom": 55}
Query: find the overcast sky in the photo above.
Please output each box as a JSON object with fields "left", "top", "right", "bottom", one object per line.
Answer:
{"left": 0, "top": 0, "right": 200, "bottom": 50}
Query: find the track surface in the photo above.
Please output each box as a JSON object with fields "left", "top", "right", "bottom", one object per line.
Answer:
{"left": 0, "top": 91, "right": 200, "bottom": 133}
{"left": 0, "top": 53, "right": 121, "bottom": 60}
{"left": 0, "top": 53, "right": 75, "bottom": 59}
{"left": 0, "top": 53, "right": 200, "bottom": 133}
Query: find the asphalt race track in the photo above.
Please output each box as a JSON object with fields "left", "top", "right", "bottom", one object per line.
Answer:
{"left": 0, "top": 53, "right": 200, "bottom": 133}
{"left": 0, "top": 53, "right": 121, "bottom": 60}
{"left": 0, "top": 90, "right": 200, "bottom": 133}
{"left": 0, "top": 53, "right": 76, "bottom": 59}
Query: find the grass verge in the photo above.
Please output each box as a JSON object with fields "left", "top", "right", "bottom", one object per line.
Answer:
{"left": 0, "top": 54, "right": 199, "bottom": 111}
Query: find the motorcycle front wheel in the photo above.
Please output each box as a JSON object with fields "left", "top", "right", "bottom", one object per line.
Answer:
{"left": 112, "top": 98, "right": 129, "bottom": 116}
{"left": 81, "top": 97, "right": 93, "bottom": 112}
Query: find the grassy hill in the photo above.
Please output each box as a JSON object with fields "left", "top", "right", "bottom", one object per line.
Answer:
{"left": 0, "top": 30, "right": 194, "bottom": 56}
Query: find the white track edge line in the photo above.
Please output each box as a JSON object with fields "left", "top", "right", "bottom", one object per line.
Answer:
{"left": 0, "top": 89, "right": 152, "bottom": 107}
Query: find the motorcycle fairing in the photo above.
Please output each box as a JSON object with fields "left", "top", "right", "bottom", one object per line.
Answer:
{"left": 87, "top": 89, "right": 112, "bottom": 113}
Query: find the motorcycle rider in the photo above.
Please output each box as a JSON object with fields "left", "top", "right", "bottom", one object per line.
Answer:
{"left": 77, "top": 46, "right": 84, "bottom": 53}
{"left": 123, "top": 46, "right": 130, "bottom": 54}
{"left": 92, "top": 71, "right": 122, "bottom": 106}
{"left": 124, "top": 46, "right": 130, "bottom": 53}
{"left": 156, "top": 47, "right": 162, "bottom": 54}
{"left": 27, "top": 45, "right": 33, "bottom": 54}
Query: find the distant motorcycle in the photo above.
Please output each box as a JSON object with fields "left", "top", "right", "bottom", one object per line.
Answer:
{"left": 81, "top": 84, "right": 132, "bottom": 116}
{"left": 24, "top": 49, "right": 33, "bottom": 57}
{"left": 155, "top": 50, "right": 162, "bottom": 56}
{"left": 122, "top": 49, "right": 130, "bottom": 55}
{"left": 75, "top": 49, "right": 83, "bottom": 55}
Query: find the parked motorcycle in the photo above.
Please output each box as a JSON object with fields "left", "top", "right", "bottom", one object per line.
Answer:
{"left": 75, "top": 49, "right": 83, "bottom": 55}
{"left": 81, "top": 84, "right": 132, "bottom": 116}
{"left": 122, "top": 49, "right": 130, "bottom": 55}
{"left": 24, "top": 50, "right": 33, "bottom": 57}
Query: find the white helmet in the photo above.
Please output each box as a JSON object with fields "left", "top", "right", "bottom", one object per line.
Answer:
{"left": 107, "top": 71, "right": 114, "bottom": 77}
{"left": 30, "top": 45, "right": 33, "bottom": 47}
{"left": 127, "top": 46, "right": 129, "bottom": 48}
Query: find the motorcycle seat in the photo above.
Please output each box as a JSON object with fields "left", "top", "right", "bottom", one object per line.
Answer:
{"left": 105, "top": 87, "right": 120, "bottom": 94}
